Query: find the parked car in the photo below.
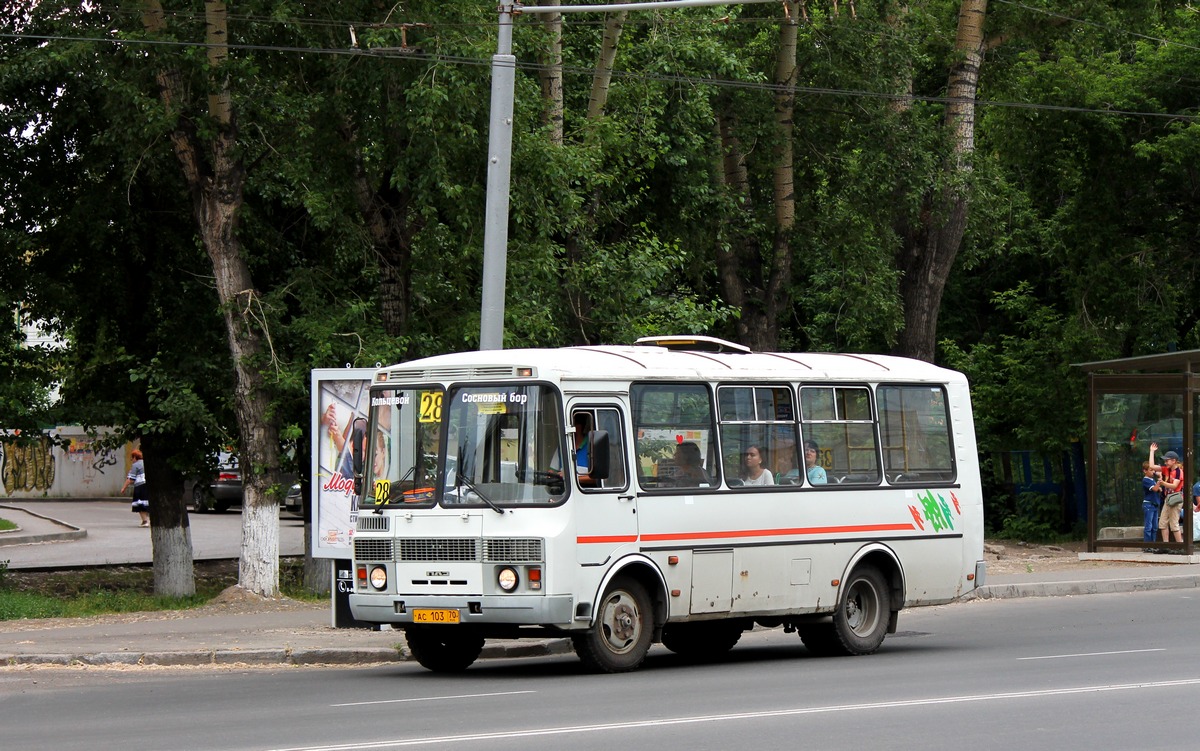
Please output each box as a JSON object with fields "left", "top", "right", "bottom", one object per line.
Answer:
{"left": 283, "top": 482, "right": 304, "bottom": 516}
{"left": 191, "top": 452, "right": 242, "bottom": 513}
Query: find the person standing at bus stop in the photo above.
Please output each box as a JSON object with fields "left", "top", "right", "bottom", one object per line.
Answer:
{"left": 1150, "top": 443, "right": 1184, "bottom": 545}
{"left": 1142, "top": 461, "right": 1162, "bottom": 545}
{"left": 121, "top": 448, "right": 149, "bottom": 527}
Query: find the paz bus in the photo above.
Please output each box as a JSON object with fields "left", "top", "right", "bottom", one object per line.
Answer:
{"left": 348, "top": 336, "right": 985, "bottom": 672}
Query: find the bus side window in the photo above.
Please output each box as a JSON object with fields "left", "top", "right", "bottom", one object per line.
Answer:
{"left": 631, "top": 383, "right": 716, "bottom": 491}
{"left": 717, "top": 385, "right": 798, "bottom": 490}
{"left": 801, "top": 386, "right": 880, "bottom": 486}
{"left": 583, "top": 407, "right": 629, "bottom": 492}
{"left": 878, "top": 385, "right": 955, "bottom": 484}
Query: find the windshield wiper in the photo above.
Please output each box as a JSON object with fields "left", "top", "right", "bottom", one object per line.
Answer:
{"left": 456, "top": 474, "right": 505, "bottom": 515}
{"left": 373, "top": 465, "right": 418, "bottom": 513}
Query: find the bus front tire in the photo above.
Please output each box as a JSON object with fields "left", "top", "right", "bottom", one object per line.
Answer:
{"left": 405, "top": 627, "right": 484, "bottom": 672}
{"left": 573, "top": 577, "right": 653, "bottom": 673}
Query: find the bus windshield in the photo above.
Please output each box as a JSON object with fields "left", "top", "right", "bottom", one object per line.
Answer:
{"left": 363, "top": 383, "right": 567, "bottom": 509}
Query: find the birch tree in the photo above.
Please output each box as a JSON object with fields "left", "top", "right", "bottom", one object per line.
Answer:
{"left": 893, "top": 0, "right": 987, "bottom": 361}
{"left": 141, "top": 0, "right": 283, "bottom": 597}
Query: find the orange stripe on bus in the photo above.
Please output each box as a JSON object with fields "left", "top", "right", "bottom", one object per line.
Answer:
{"left": 577, "top": 535, "right": 640, "bottom": 544}
{"left": 577, "top": 523, "right": 915, "bottom": 545}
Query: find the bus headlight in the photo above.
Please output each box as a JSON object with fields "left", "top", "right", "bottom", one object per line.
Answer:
{"left": 369, "top": 566, "right": 388, "bottom": 590}
{"left": 497, "top": 567, "right": 519, "bottom": 592}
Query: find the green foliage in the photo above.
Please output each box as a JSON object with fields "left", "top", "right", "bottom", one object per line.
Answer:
{"left": 941, "top": 282, "right": 1103, "bottom": 454}
{"left": 995, "top": 492, "right": 1072, "bottom": 544}
{"left": 4, "top": 1, "right": 1200, "bottom": 550}
{"left": 0, "top": 518, "right": 15, "bottom": 532}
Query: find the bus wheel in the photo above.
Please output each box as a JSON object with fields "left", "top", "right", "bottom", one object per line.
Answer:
{"left": 662, "top": 622, "right": 742, "bottom": 659}
{"left": 405, "top": 627, "right": 484, "bottom": 672}
{"left": 831, "top": 565, "right": 890, "bottom": 655}
{"left": 573, "top": 577, "right": 652, "bottom": 673}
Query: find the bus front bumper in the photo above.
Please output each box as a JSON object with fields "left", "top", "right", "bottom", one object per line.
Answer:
{"left": 349, "top": 593, "right": 576, "bottom": 627}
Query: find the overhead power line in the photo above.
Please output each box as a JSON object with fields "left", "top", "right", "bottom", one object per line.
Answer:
{"left": 0, "top": 27, "right": 1195, "bottom": 122}
{"left": 992, "top": 0, "right": 1200, "bottom": 53}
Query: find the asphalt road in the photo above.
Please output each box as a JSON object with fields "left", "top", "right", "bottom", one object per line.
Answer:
{"left": 2, "top": 589, "right": 1198, "bottom": 751}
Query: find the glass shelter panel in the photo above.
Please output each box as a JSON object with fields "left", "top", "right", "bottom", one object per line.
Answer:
{"left": 1094, "top": 392, "right": 1183, "bottom": 539}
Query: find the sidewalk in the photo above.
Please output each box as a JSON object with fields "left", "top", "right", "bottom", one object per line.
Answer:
{"left": 2, "top": 502, "right": 1199, "bottom": 668}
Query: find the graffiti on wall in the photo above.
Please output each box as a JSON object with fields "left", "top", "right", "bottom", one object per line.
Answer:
{"left": 67, "top": 437, "right": 118, "bottom": 486}
{"left": 1, "top": 435, "right": 57, "bottom": 495}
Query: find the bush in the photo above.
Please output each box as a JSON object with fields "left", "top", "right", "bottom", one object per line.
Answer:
{"left": 996, "top": 491, "right": 1070, "bottom": 543}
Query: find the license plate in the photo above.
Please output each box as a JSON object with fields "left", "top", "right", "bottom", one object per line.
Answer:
{"left": 412, "top": 608, "right": 461, "bottom": 624}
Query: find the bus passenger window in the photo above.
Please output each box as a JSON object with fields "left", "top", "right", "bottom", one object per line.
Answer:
{"left": 878, "top": 385, "right": 955, "bottom": 483}
{"left": 717, "top": 385, "right": 798, "bottom": 490}
{"left": 632, "top": 383, "right": 717, "bottom": 491}
{"left": 801, "top": 386, "right": 880, "bottom": 486}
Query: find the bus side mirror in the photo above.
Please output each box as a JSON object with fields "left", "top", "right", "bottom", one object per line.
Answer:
{"left": 589, "top": 430, "right": 610, "bottom": 480}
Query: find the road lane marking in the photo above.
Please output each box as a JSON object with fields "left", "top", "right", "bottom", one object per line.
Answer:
{"left": 274, "top": 678, "right": 1200, "bottom": 750}
{"left": 1018, "top": 648, "right": 1166, "bottom": 661}
{"left": 332, "top": 691, "right": 535, "bottom": 708}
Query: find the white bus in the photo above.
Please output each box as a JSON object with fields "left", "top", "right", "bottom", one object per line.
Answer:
{"left": 349, "top": 336, "right": 985, "bottom": 672}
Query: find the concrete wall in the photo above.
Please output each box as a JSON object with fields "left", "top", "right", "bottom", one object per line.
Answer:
{"left": 1, "top": 427, "right": 130, "bottom": 499}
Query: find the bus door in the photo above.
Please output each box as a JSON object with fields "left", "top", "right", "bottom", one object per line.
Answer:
{"left": 570, "top": 403, "right": 637, "bottom": 565}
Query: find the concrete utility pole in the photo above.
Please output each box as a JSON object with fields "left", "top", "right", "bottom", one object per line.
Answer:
{"left": 478, "top": 0, "right": 780, "bottom": 351}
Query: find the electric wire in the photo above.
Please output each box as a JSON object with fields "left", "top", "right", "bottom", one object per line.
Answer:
{"left": 2, "top": 3, "right": 1198, "bottom": 123}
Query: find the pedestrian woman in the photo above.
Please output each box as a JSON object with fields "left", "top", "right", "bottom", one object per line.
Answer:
{"left": 121, "top": 449, "right": 149, "bottom": 527}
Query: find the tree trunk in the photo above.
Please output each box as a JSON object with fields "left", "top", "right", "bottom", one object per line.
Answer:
{"left": 537, "top": 4, "right": 564, "bottom": 145}
{"left": 141, "top": 431, "right": 194, "bottom": 596}
{"left": 711, "top": 3, "right": 800, "bottom": 352}
{"left": 712, "top": 104, "right": 750, "bottom": 329}
{"left": 894, "top": 0, "right": 986, "bottom": 362}
{"left": 143, "top": 0, "right": 282, "bottom": 597}
{"left": 587, "top": 7, "right": 628, "bottom": 121}
{"left": 763, "top": 1, "right": 800, "bottom": 352}
{"left": 348, "top": 159, "right": 421, "bottom": 345}
{"left": 558, "top": 3, "right": 628, "bottom": 345}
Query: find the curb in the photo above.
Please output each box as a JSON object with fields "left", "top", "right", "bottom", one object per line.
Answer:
{"left": 0, "top": 503, "right": 87, "bottom": 547}
{"left": 0, "top": 639, "right": 575, "bottom": 668}
{"left": 966, "top": 573, "right": 1200, "bottom": 600}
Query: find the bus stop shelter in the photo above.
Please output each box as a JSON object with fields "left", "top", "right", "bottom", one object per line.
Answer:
{"left": 1078, "top": 350, "right": 1200, "bottom": 554}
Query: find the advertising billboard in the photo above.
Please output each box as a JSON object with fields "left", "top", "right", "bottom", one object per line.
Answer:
{"left": 310, "top": 368, "right": 376, "bottom": 559}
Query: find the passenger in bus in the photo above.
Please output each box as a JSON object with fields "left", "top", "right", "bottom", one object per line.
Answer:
{"left": 775, "top": 449, "right": 801, "bottom": 485}
{"left": 672, "top": 441, "right": 709, "bottom": 486}
{"left": 740, "top": 445, "right": 773, "bottom": 486}
{"left": 804, "top": 440, "right": 828, "bottom": 485}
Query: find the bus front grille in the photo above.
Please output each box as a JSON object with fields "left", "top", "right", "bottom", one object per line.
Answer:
{"left": 356, "top": 515, "right": 389, "bottom": 532}
{"left": 398, "top": 538, "right": 479, "bottom": 562}
{"left": 483, "top": 538, "right": 544, "bottom": 562}
{"left": 354, "top": 539, "right": 394, "bottom": 561}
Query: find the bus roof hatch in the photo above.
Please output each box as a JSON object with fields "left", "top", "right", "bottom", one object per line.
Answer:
{"left": 634, "top": 335, "right": 752, "bottom": 354}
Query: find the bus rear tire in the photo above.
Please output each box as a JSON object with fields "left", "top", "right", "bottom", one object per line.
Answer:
{"left": 573, "top": 577, "right": 653, "bottom": 673}
{"left": 405, "top": 627, "right": 484, "bottom": 672}
{"left": 661, "top": 622, "right": 742, "bottom": 659}
{"left": 831, "top": 565, "right": 890, "bottom": 655}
